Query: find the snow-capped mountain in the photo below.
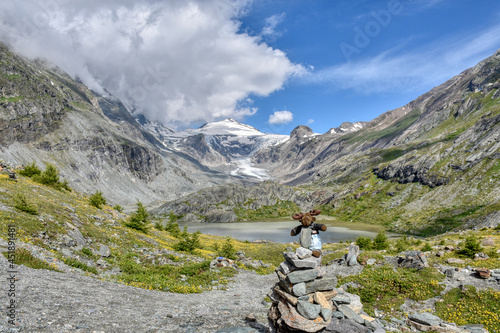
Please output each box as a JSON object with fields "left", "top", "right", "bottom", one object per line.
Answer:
{"left": 143, "top": 118, "right": 289, "bottom": 180}
{"left": 327, "top": 121, "right": 368, "bottom": 135}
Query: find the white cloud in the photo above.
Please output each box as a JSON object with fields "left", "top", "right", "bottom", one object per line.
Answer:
{"left": 306, "top": 119, "right": 314, "bottom": 125}
{"left": 268, "top": 110, "right": 293, "bottom": 124}
{"left": 0, "top": 0, "right": 305, "bottom": 128}
{"left": 306, "top": 23, "right": 500, "bottom": 94}
{"left": 261, "top": 13, "right": 286, "bottom": 39}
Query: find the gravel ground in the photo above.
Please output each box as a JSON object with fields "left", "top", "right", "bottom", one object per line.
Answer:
{"left": 0, "top": 254, "right": 276, "bottom": 333}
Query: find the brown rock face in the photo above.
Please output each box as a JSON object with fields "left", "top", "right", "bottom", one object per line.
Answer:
{"left": 275, "top": 300, "right": 330, "bottom": 333}
{"left": 475, "top": 268, "right": 491, "bottom": 279}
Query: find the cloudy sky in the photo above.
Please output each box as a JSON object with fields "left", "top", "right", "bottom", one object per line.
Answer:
{"left": 1, "top": 0, "right": 500, "bottom": 134}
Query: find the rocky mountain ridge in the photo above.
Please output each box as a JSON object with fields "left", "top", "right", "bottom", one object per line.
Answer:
{"left": 0, "top": 42, "right": 244, "bottom": 207}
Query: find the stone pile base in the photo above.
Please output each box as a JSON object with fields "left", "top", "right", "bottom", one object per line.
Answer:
{"left": 268, "top": 247, "right": 381, "bottom": 333}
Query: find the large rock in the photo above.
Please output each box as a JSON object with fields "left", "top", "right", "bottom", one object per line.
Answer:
{"left": 345, "top": 244, "right": 360, "bottom": 266}
{"left": 276, "top": 300, "right": 330, "bottom": 333}
{"left": 408, "top": 312, "right": 442, "bottom": 326}
{"left": 284, "top": 252, "right": 321, "bottom": 269}
{"left": 337, "top": 305, "right": 364, "bottom": 325}
{"left": 305, "top": 276, "right": 337, "bottom": 294}
{"left": 66, "top": 223, "right": 86, "bottom": 247}
{"left": 297, "top": 299, "right": 322, "bottom": 320}
{"left": 286, "top": 269, "right": 319, "bottom": 284}
{"left": 99, "top": 245, "right": 111, "bottom": 257}
{"left": 324, "top": 317, "right": 367, "bottom": 333}
{"left": 398, "top": 250, "right": 428, "bottom": 270}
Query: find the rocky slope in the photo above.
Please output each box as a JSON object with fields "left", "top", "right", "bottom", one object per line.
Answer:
{"left": 0, "top": 43, "right": 243, "bottom": 206}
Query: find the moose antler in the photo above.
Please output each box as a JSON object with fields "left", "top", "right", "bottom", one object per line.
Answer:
{"left": 309, "top": 209, "right": 321, "bottom": 216}
{"left": 292, "top": 212, "right": 304, "bottom": 220}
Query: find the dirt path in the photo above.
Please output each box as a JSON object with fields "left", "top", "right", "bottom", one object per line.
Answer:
{"left": 0, "top": 255, "right": 276, "bottom": 333}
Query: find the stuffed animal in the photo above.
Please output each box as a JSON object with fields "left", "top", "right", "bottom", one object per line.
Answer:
{"left": 290, "top": 209, "right": 327, "bottom": 258}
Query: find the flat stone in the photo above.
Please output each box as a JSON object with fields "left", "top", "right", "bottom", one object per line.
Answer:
{"left": 279, "top": 261, "right": 295, "bottom": 275}
{"left": 99, "top": 245, "right": 111, "bottom": 257}
{"left": 345, "top": 293, "right": 363, "bottom": 314}
{"left": 475, "top": 268, "right": 491, "bottom": 279}
{"left": 366, "top": 258, "right": 377, "bottom": 266}
{"left": 331, "top": 311, "right": 344, "bottom": 319}
{"left": 325, "top": 317, "right": 367, "bottom": 333}
{"left": 346, "top": 245, "right": 359, "bottom": 266}
{"left": 314, "top": 292, "right": 331, "bottom": 309}
{"left": 277, "top": 300, "right": 329, "bottom": 333}
{"left": 296, "top": 247, "right": 313, "bottom": 259}
{"left": 292, "top": 282, "right": 306, "bottom": 297}
{"left": 297, "top": 299, "right": 322, "bottom": 320}
{"left": 338, "top": 305, "right": 364, "bottom": 325}
{"left": 286, "top": 269, "right": 318, "bottom": 284}
{"left": 305, "top": 276, "right": 337, "bottom": 294}
{"left": 446, "top": 258, "right": 465, "bottom": 264}
{"left": 67, "top": 227, "right": 86, "bottom": 247}
{"left": 287, "top": 256, "right": 322, "bottom": 269}
{"left": 284, "top": 251, "right": 298, "bottom": 261}
{"left": 276, "top": 271, "right": 293, "bottom": 294}
{"left": 408, "top": 312, "right": 442, "bottom": 326}
{"left": 321, "top": 308, "right": 332, "bottom": 321}
{"left": 332, "top": 294, "right": 351, "bottom": 304}
{"left": 445, "top": 268, "right": 455, "bottom": 278}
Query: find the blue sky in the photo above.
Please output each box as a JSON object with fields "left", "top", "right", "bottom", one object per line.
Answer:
{"left": 1, "top": 0, "right": 500, "bottom": 135}
{"left": 239, "top": 0, "right": 500, "bottom": 134}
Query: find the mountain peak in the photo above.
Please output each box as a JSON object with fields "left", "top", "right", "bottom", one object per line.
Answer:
{"left": 196, "top": 118, "right": 263, "bottom": 136}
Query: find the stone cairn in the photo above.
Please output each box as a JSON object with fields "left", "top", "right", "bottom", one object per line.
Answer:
{"left": 268, "top": 246, "right": 381, "bottom": 333}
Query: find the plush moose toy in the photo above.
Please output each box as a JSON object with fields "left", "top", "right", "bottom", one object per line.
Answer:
{"left": 291, "top": 209, "right": 327, "bottom": 258}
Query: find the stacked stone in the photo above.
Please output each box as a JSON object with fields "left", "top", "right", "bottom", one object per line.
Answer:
{"left": 268, "top": 247, "right": 380, "bottom": 333}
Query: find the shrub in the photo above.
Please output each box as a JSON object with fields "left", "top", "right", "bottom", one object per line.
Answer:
{"left": 421, "top": 242, "right": 433, "bottom": 252}
{"left": 113, "top": 205, "right": 124, "bottom": 213}
{"left": 13, "top": 193, "right": 38, "bottom": 215}
{"left": 373, "top": 231, "right": 389, "bottom": 250}
{"left": 64, "top": 258, "right": 98, "bottom": 274}
{"left": 124, "top": 201, "right": 149, "bottom": 233}
{"left": 394, "top": 235, "right": 410, "bottom": 252}
{"left": 458, "top": 235, "right": 483, "bottom": 258}
{"left": 216, "top": 237, "right": 237, "bottom": 260}
{"left": 31, "top": 163, "right": 71, "bottom": 191}
{"left": 89, "top": 191, "right": 107, "bottom": 209}
{"left": 34, "top": 163, "right": 59, "bottom": 186}
{"left": 2, "top": 248, "right": 60, "bottom": 271}
{"left": 165, "top": 220, "right": 181, "bottom": 238}
{"left": 154, "top": 221, "right": 164, "bottom": 231}
{"left": 173, "top": 230, "right": 202, "bottom": 254}
{"left": 19, "top": 162, "right": 41, "bottom": 177}
{"left": 356, "top": 236, "right": 372, "bottom": 250}
{"left": 81, "top": 248, "right": 94, "bottom": 257}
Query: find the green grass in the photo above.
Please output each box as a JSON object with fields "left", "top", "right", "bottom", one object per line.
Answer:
{"left": 418, "top": 205, "right": 486, "bottom": 236}
{"left": 64, "top": 258, "right": 99, "bottom": 275}
{"left": 342, "top": 109, "right": 421, "bottom": 144}
{"left": 116, "top": 259, "right": 235, "bottom": 293}
{"left": 234, "top": 200, "right": 299, "bottom": 221}
{"left": 337, "top": 265, "right": 445, "bottom": 317}
{"left": 2, "top": 248, "right": 61, "bottom": 272}
{"left": 435, "top": 286, "right": 500, "bottom": 333}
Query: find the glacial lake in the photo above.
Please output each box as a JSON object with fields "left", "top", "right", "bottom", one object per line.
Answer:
{"left": 179, "top": 219, "right": 399, "bottom": 243}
